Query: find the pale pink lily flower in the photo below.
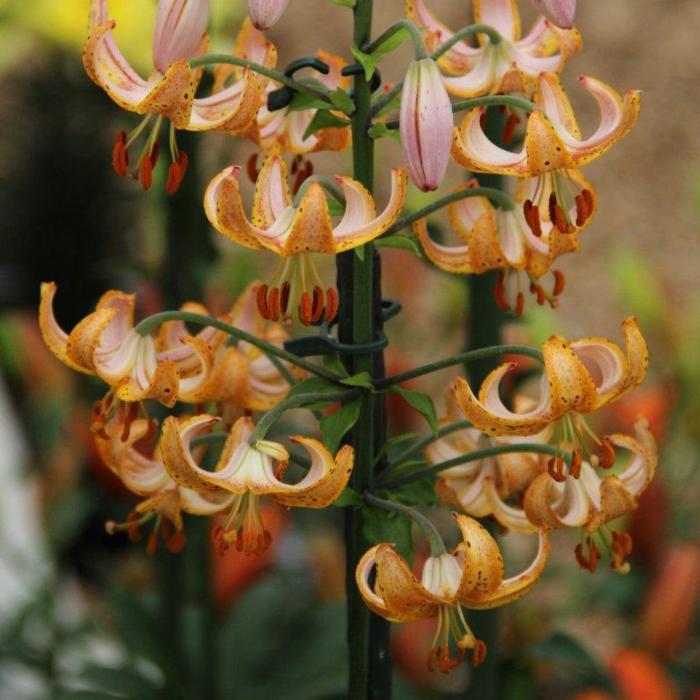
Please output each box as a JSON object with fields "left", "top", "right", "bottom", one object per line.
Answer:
{"left": 247, "top": 0, "right": 290, "bottom": 30}
{"left": 152, "top": 0, "right": 211, "bottom": 73}
{"left": 530, "top": 0, "right": 576, "bottom": 29}
{"left": 400, "top": 58, "right": 453, "bottom": 192}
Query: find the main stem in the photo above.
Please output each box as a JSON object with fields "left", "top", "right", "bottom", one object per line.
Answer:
{"left": 340, "top": 2, "right": 391, "bottom": 698}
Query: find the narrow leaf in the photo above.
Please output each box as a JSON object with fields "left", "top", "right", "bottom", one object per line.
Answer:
{"left": 329, "top": 88, "right": 355, "bottom": 114}
{"left": 333, "top": 487, "right": 362, "bottom": 507}
{"left": 320, "top": 399, "right": 362, "bottom": 452}
{"left": 390, "top": 386, "right": 438, "bottom": 433}
{"left": 340, "top": 371, "right": 374, "bottom": 389}
{"left": 302, "top": 110, "right": 351, "bottom": 141}
{"left": 374, "top": 234, "right": 423, "bottom": 256}
{"left": 368, "top": 122, "right": 400, "bottom": 142}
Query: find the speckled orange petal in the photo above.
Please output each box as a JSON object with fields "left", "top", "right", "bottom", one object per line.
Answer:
{"left": 535, "top": 71, "right": 582, "bottom": 139}
{"left": 136, "top": 489, "right": 184, "bottom": 530}
{"left": 275, "top": 182, "right": 335, "bottom": 255}
{"left": 463, "top": 529, "right": 550, "bottom": 609}
{"left": 174, "top": 336, "right": 215, "bottom": 402}
{"left": 594, "top": 475, "right": 639, "bottom": 529}
{"left": 618, "top": 316, "right": 649, "bottom": 398}
{"left": 522, "top": 472, "right": 567, "bottom": 529}
{"left": 415, "top": 217, "right": 476, "bottom": 274}
{"left": 252, "top": 153, "right": 292, "bottom": 229}
{"left": 66, "top": 307, "right": 119, "bottom": 372}
{"left": 466, "top": 209, "right": 510, "bottom": 272}
{"left": 273, "top": 440, "right": 353, "bottom": 508}
{"left": 453, "top": 515, "right": 504, "bottom": 601}
{"left": 356, "top": 545, "right": 397, "bottom": 619}
{"left": 115, "top": 357, "right": 180, "bottom": 406}
{"left": 190, "top": 347, "right": 250, "bottom": 404}
{"left": 524, "top": 111, "right": 575, "bottom": 175}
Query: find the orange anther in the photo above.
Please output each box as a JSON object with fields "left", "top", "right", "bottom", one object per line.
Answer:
{"left": 515, "top": 292, "right": 525, "bottom": 317}
{"left": 575, "top": 536, "right": 600, "bottom": 573}
{"left": 146, "top": 531, "right": 159, "bottom": 556}
{"left": 472, "top": 640, "right": 487, "bottom": 668}
{"left": 165, "top": 527, "right": 186, "bottom": 553}
{"left": 554, "top": 203, "right": 568, "bottom": 233}
{"left": 552, "top": 270, "right": 566, "bottom": 297}
{"left": 267, "top": 286, "right": 281, "bottom": 321}
{"left": 502, "top": 113, "right": 519, "bottom": 145}
{"left": 494, "top": 271, "right": 511, "bottom": 311}
{"left": 166, "top": 151, "right": 189, "bottom": 194}
{"left": 324, "top": 287, "right": 339, "bottom": 323}
{"left": 280, "top": 281, "right": 291, "bottom": 314}
{"left": 246, "top": 153, "right": 259, "bottom": 182}
{"left": 523, "top": 200, "right": 543, "bottom": 237}
{"left": 299, "top": 292, "right": 313, "bottom": 325}
{"left": 569, "top": 449, "right": 583, "bottom": 479}
{"left": 534, "top": 284, "right": 546, "bottom": 306}
{"left": 112, "top": 131, "right": 129, "bottom": 177}
{"left": 256, "top": 283, "right": 270, "bottom": 319}
{"left": 310, "top": 285, "right": 324, "bottom": 323}
{"left": 598, "top": 437, "right": 616, "bottom": 469}
{"left": 547, "top": 456, "right": 567, "bottom": 482}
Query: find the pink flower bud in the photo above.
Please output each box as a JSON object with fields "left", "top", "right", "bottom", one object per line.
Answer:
{"left": 399, "top": 58, "right": 453, "bottom": 192}
{"left": 247, "top": 0, "right": 290, "bottom": 31}
{"left": 152, "top": 0, "right": 210, "bottom": 74}
{"left": 530, "top": 0, "right": 576, "bottom": 29}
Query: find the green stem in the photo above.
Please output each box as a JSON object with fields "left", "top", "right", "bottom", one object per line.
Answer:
{"left": 365, "top": 19, "right": 428, "bottom": 58}
{"left": 375, "top": 344, "right": 543, "bottom": 389}
{"left": 189, "top": 54, "right": 333, "bottom": 104}
{"left": 452, "top": 94, "right": 536, "bottom": 115}
{"left": 381, "top": 187, "right": 514, "bottom": 238}
{"left": 248, "top": 389, "right": 360, "bottom": 443}
{"left": 133, "top": 311, "right": 342, "bottom": 383}
{"left": 363, "top": 493, "right": 446, "bottom": 555}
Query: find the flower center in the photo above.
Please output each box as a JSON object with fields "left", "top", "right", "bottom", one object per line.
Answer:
{"left": 575, "top": 527, "right": 633, "bottom": 574}
{"left": 213, "top": 493, "right": 272, "bottom": 556}
{"left": 494, "top": 268, "right": 566, "bottom": 316}
{"left": 106, "top": 508, "right": 185, "bottom": 555}
{"left": 427, "top": 605, "right": 485, "bottom": 674}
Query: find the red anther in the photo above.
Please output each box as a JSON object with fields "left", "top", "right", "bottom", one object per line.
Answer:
{"left": 256, "top": 283, "right": 270, "bottom": 319}
{"left": 534, "top": 284, "right": 546, "bottom": 306}
{"left": 280, "top": 281, "right": 291, "bottom": 314}
{"left": 143, "top": 418, "right": 158, "bottom": 442}
{"left": 480, "top": 111, "right": 488, "bottom": 130}
{"left": 126, "top": 512, "right": 142, "bottom": 542}
{"left": 146, "top": 531, "right": 159, "bottom": 556}
{"left": 292, "top": 169, "right": 306, "bottom": 195}
{"left": 304, "top": 160, "right": 314, "bottom": 178}
{"left": 570, "top": 449, "right": 583, "bottom": 479}
{"left": 552, "top": 269, "right": 566, "bottom": 297}
{"left": 165, "top": 527, "right": 186, "bottom": 553}
{"left": 291, "top": 154, "right": 302, "bottom": 174}
{"left": 112, "top": 131, "right": 129, "bottom": 177}
{"left": 548, "top": 191, "right": 558, "bottom": 223}
{"left": 575, "top": 537, "right": 600, "bottom": 573}
{"left": 554, "top": 203, "right": 568, "bottom": 233}
{"left": 472, "top": 640, "right": 487, "bottom": 668}
{"left": 575, "top": 193, "right": 587, "bottom": 226}
{"left": 267, "top": 286, "right": 281, "bottom": 321}
{"left": 246, "top": 153, "right": 259, "bottom": 182}
{"left": 523, "top": 200, "right": 543, "bottom": 237}
{"left": 613, "top": 531, "right": 633, "bottom": 556}
{"left": 166, "top": 151, "right": 189, "bottom": 194}
{"left": 324, "top": 287, "right": 339, "bottom": 323}
{"left": 598, "top": 437, "right": 616, "bottom": 469}
{"left": 502, "top": 113, "right": 519, "bottom": 145}
{"left": 139, "top": 153, "right": 154, "bottom": 191}
{"left": 299, "top": 292, "right": 313, "bottom": 325}
{"left": 310, "top": 285, "right": 324, "bottom": 323}
{"left": 494, "top": 271, "right": 511, "bottom": 311}
{"left": 120, "top": 402, "right": 138, "bottom": 442}
{"left": 514, "top": 292, "right": 525, "bottom": 317}
{"left": 547, "top": 456, "right": 567, "bottom": 482}
{"left": 211, "top": 524, "right": 229, "bottom": 556}
{"left": 582, "top": 188, "right": 593, "bottom": 215}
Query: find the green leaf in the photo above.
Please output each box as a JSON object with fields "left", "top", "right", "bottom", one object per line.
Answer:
{"left": 319, "top": 398, "right": 362, "bottom": 452}
{"left": 389, "top": 478, "right": 438, "bottom": 508}
{"left": 374, "top": 234, "right": 422, "bottom": 256}
{"left": 368, "top": 122, "right": 400, "bottom": 142}
{"left": 372, "top": 94, "right": 401, "bottom": 118}
{"left": 355, "top": 244, "right": 366, "bottom": 261}
{"left": 322, "top": 354, "right": 349, "bottom": 377}
{"left": 285, "top": 377, "right": 342, "bottom": 402}
{"left": 362, "top": 507, "right": 413, "bottom": 563}
{"left": 351, "top": 45, "right": 381, "bottom": 82}
{"left": 301, "top": 109, "right": 351, "bottom": 141}
{"left": 329, "top": 88, "right": 354, "bottom": 114}
{"left": 331, "top": 0, "right": 356, "bottom": 5}
{"left": 340, "top": 371, "right": 374, "bottom": 389}
{"left": 328, "top": 198, "right": 345, "bottom": 216}
{"left": 374, "top": 432, "right": 419, "bottom": 465}
{"left": 287, "top": 92, "right": 332, "bottom": 112}
{"left": 389, "top": 386, "right": 439, "bottom": 433}
{"left": 333, "top": 487, "right": 362, "bottom": 507}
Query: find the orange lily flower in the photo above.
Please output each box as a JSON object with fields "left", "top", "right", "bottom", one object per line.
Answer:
{"left": 96, "top": 407, "right": 234, "bottom": 554}
{"left": 204, "top": 152, "right": 407, "bottom": 323}
{"left": 357, "top": 515, "right": 549, "bottom": 672}
{"left": 84, "top": 2, "right": 275, "bottom": 190}
{"left": 160, "top": 414, "right": 354, "bottom": 555}
{"left": 407, "top": 0, "right": 581, "bottom": 98}
{"left": 39, "top": 282, "right": 215, "bottom": 407}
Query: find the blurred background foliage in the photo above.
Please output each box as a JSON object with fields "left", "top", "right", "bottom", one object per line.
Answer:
{"left": 0, "top": 1, "right": 699, "bottom": 699}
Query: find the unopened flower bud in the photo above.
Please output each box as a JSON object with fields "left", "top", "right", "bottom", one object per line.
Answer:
{"left": 399, "top": 58, "right": 453, "bottom": 192}
{"left": 247, "top": 0, "right": 290, "bottom": 30}
{"left": 530, "top": 0, "right": 576, "bottom": 29}
{"left": 152, "top": 0, "right": 210, "bottom": 74}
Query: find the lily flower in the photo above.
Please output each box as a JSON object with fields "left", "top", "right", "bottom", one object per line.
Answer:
{"left": 204, "top": 152, "right": 407, "bottom": 323}
{"left": 84, "top": 3, "right": 275, "bottom": 191}
{"left": 407, "top": 0, "right": 581, "bottom": 98}
{"left": 357, "top": 515, "right": 549, "bottom": 672}
{"left": 247, "top": 0, "right": 290, "bottom": 30}
{"left": 400, "top": 58, "right": 453, "bottom": 191}
{"left": 160, "top": 414, "right": 354, "bottom": 555}
{"left": 39, "top": 282, "right": 216, "bottom": 408}
{"left": 97, "top": 407, "right": 234, "bottom": 554}
{"left": 530, "top": 0, "right": 576, "bottom": 29}
{"left": 416, "top": 173, "right": 595, "bottom": 312}
{"left": 455, "top": 317, "right": 648, "bottom": 442}
{"left": 523, "top": 419, "right": 657, "bottom": 572}
{"left": 452, "top": 72, "right": 640, "bottom": 235}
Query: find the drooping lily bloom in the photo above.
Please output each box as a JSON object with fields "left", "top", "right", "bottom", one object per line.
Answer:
{"left": 415, "top": 173, "right": 595, "bottom": 312}
{"left": 400, "top": 58, "right": 453, "bottom": 191}
{"left": 160, "top": 414, "right": 354, "bottom": 555}
{"left": 455, "top": 317, "right": 647, "bottom": 441}
{"left": 96, "top": 407, "right": 234, "bottom": 554}
{"left": 452, "top": 72, "right": 640, "bottom": 236}
{"left": 247, "top": 0, "right": 290, "bottom": 30}
{"left": 530, "top": 0, "right": 576, "bottom": 29}
{"left": 84, "top": 3, "right": 275, "bottom": 191}
{"left": 39, "top": 282, "right": 216, "bottom": 408}
{"left": 204, "top": 152, "right": 407, "bottom": 323}
{"left": 523, "top": 419, "right": 657, "bottom": 572}
{"left": 357, "top": 515, "right": 549, "bottom": 672}
{"left": 407, "top": 0, "right": 581, "bottom": 98}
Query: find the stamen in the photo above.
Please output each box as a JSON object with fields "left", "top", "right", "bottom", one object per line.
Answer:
{"left": 547, "top": 456, "right": 567, "bottom": 482}
{"left": 534, "top": 284, "right": 546, "bottom": 306}
{"left": 112, "top": 131, "right": 129, "bottom": 177}
{"left": 139, "top": 143, "right": 159, "bottom": 191}
{"left": 502, "top": 113, "right": 519, "bottom": 145}
{"left": 120, "top": 402, "right": 139, "bottom": 442}
{"left": 569, "top": 449, "right": 583, "bottom": 479}
{"left": 575, "top": 536, "right": 600, "bottom": 573}
{"left": 256, "top": 283, "right": 271, "bottom": 319}
{"left": 280, "top": 281, "right": 291, "bottom": 314}
{"left": 552, "top": 270, "right": 566, "bottom": 297}
{"left": 310, "top": 286, "right": 324, "bottom": 323}
{"left": 299, "top": 291, "right": 313, "bottom": 325}
{"left": 146, "top": 531, "right": 159, "bottom": 556}
{"left": 494, "top": 271, "right": 511, "bottom": 311}
{"left": 246, "top": 153, "right": 259, "bottom": 183}
{"left": 166, "top": 152, "right": 189, "bottom": 194}
{"left": 267, "top": 286, "right": 281, "bottom": 321}
{"left": 471, "top": 640, "right": 487, "bottom": 668}
{"left": 514, "top": 292, "right": 525, "bottom": 317}
{"left": 523, "top": 200, "right": 543, "bottom": 237}
{"left": 598, "top": 437, "right": 616, "bottom": 469}
{"left": 611, "top": 531, "right": 633, "bottom": 573}
{"left": 324, "top": 288, "right": 339, "bottom": 323}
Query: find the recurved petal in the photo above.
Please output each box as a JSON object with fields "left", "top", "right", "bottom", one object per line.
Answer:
{"left": 415, "top": 218, "right": 475, "bottom": 274}
{"left": 332, "top": 168, "right": 408, "bottom": 251}
{"left": 613, "top": 418, "right": 657, "bottom": 497}
{"left": 484, "top": 477, "right": 537, "bottom": 532}
{"left": 463, "top": 529, "right": 549, "bottom": 609}
{"left": 273, "top": 440, "right": 354, "bottom": 508}
{"left": 252, "top": 153, "right": 293, "bottom": 227}
{"left": 179, "top": 485, "right": 235, "bottom": 514}
{"left": 453, "top": 514, "right": 504, "bottom": 601}
{"left": 524, "top": 110, "right": 575, "bottom": 175}
{"left": 275, "top": 182, "right": 335, "bottom": 254}
{"left": 473, "top": 0, "right": 520, "bottom": 41}
{"left": 152, "top": 0, "right": 210, "bottom": 73}
{"left": 356, "top": 545, "right": 399, "bottom": 619}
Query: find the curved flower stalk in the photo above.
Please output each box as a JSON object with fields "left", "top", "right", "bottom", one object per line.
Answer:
{"left": 400, "top": 58, "right": 453, "bottom": 191}
{"left": 39, "top": 282, "right": 215, "bottom": 408}
{"left": 407, "top": 0, "right": 581, "bottom": 98}
{"left": 217, "top": 49, "right": 351, "bottom": 155}
{"left": 454, "top": 317, "right": 648, "bottom": 442}
{"left": 452, "top": 72, "right": 640, "bottom": 237}
{"left": 247, "top": 0, "right": 290, "bottom": 31}
{"left": 530, "top": 0, "right": 576, "bottom": 29}
{"left": 96, "top": 407, "right": 234, "bottom": 554}
{"left": 204, "top": 152, "right": 407, "bottom": 323}
{"left": 160, "top": 414, "right": 354, "bottom": 555}
{"left": 415, "top": 173, "right": 596, "bottom": 312}
{"left": 84, "top": 3, "right": 275, "bottom": 191}
{"left": 356, "top": 515, "right": 549, "bottom": 672}
{"left": 432, "top": 396, "right": 551, "bottom": 532}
